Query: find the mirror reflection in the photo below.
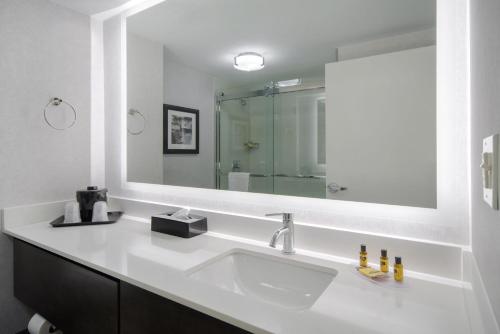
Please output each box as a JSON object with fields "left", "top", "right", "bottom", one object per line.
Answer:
{"left": 127, "top": 0, "right": 436, "bottom": 208}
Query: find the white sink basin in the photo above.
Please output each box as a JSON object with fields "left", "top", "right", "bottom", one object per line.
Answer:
{"left": 187, "top": 249, "right": 337, "bottom": 310}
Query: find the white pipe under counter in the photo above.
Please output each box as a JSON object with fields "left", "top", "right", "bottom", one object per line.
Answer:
{"left": 0, "top": 200, "right": 479, "bottom": 334}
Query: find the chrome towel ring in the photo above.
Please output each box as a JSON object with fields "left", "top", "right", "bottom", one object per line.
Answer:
{"left": 43, "top": 97, "right": 77, "bottom": 130}
{"left": 127, "top": 108, "right": 146, "bottom": 135}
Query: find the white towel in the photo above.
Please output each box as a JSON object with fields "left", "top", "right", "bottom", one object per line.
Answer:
{"left": 228, "top": 172, "right": 250, "bottom": 192}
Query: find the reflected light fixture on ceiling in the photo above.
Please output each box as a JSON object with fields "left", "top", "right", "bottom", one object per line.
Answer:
{"left": 234, "top": 52, "right": 264, "bottom": 71}
{"left": 276, "top": 78, "right": 302, "bottom": 88}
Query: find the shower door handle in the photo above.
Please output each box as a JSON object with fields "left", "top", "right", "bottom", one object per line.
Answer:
{"left": 327, "top": 182, "right": 347, "bottom": 193}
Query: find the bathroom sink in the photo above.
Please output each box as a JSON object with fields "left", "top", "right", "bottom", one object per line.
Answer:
{"left": 187, "top": 249, "right": 337, "bottom": 310}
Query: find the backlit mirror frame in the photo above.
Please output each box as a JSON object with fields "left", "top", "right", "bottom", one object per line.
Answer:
{"left": 102, "top": 0, "right": 469, "bottom": 244}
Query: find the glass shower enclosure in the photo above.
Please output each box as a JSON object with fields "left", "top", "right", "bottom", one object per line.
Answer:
{"left": 216, "top": 85, "right": 326, "bottom": 199}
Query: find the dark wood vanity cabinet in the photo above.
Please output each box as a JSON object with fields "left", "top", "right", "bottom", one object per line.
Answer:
{"left": 120, "top": 281, "right": 250, "bottom": 334}
{"left": 14, "top": 239, "right": 119, "bottom": 334}
{"left": 13, "top": 239, "right": 250, "bottom": 334}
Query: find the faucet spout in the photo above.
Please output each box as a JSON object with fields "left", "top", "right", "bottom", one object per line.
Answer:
{"left": 269, "top": 227, "right": 288, "bottom": 248}
{"left": 266, "top": 212, "right": 295, "bottom": 254}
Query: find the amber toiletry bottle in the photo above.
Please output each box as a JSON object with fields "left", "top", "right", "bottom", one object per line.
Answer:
{"left": 359, "top": 244, "right": 368, "bottom": 267}
{"left": 380, "top": 249, "right": 389, "bottom": 273}
{"left": 394, "top": 256, "right": 404, "bottom": 282}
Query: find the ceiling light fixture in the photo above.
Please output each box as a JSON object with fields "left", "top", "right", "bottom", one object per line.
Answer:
{"left": 234, "top": 52, "right": 264, "bottom": 72}
{"left": 276, "top": 78, "right": 302, "bottom": 88}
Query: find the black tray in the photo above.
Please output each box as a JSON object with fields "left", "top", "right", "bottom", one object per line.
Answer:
{"left": 50, "top": 211, "right": 123, "bottom": 227}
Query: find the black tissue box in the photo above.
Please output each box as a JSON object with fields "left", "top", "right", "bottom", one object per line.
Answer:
{"left": 151, "top": 213, "right": 207, "bottom": 238}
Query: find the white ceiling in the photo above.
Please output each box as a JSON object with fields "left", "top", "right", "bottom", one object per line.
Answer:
{"left": 128, "top": 0, "right": 435, "bottom": 88}
{"left": 50, "top": 0, "right": 130, "bottom": 15}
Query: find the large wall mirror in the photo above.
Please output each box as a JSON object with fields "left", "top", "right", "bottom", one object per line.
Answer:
{"left": 126, "top": 0, "right": 437, "bottom": 208}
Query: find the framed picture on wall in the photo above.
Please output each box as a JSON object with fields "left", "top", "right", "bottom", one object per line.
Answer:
{"left": 163, "top": 104, "right": 199, "bottom": 154}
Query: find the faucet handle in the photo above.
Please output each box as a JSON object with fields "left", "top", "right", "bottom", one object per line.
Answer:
{"left": 265, "top": 213, "right": 294, "bottom": 221}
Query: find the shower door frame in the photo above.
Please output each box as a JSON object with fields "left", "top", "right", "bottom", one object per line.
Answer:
{"left": 215, "top": 86, "right": 276, "bottom": 191}
{"left": 215, "top": 84, "right": 326, "bottom": 192}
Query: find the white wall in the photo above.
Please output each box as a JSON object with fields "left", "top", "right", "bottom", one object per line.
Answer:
{"left": 91, "top": 18, "right": 106, "bottom": 187}
{"left": 326, "top": 46, "right": 436, "bottom": 208}
{"left": 0, "top": 0, "right": 91, "bottom": 331}
{"left": 470, "top": 0, "right": 500, "bottom": 326}
{"left": 337, "top": 28, "right": 436, "bottom": 61}
{"left": 163, "top": 53, "right": 216, "bottom": 189}
{"left": 102, "top": 0, "right": 468, "bottom": 245}
{"left": 127, "top": 32, "right": 164, "bottom": 184}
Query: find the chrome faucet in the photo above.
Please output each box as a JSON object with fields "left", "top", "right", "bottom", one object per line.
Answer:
{"left": 266, "top": 213, "right": 295, "bottom": 254}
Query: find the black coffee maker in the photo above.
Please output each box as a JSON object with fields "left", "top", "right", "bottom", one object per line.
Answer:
{"left": 76, "top": 186, "right": 108, "bottom": 222}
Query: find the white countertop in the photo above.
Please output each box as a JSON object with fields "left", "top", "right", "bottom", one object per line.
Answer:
{"left": 4, "top": 217, "right": 472, "bottom": 334}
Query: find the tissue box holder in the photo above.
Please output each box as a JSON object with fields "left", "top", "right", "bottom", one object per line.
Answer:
{"left": 151, "top": 213, "right": 207, "bottom": 238}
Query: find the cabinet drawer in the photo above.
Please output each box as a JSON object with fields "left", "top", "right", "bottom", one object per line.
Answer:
{"left": 14, "top": 239, "right": 119, "bottom": 334}
{"left": 120, "top": 281, "right": 250, "bottom": 334}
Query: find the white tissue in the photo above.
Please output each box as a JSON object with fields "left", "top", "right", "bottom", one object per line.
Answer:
{"left": 172, "top": 207, "right": 191, "bottom": 220}
{"left": 28, "top": 313, "right": 62, "bottom": 334}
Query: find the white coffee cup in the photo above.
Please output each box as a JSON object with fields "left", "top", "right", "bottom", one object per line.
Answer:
{"left": 92, "top": 201, "right": 108, "bottom": 222}
{"left": 64, "top": 201, "right": 82, "bottom": 223}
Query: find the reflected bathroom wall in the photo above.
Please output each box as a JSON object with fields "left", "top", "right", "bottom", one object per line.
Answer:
{"left": 126, "top": 0, "right": 437, "bottom": 207}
